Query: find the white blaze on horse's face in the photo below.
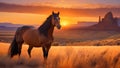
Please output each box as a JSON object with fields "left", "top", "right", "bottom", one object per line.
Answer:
{"left": 52, "top": 12, "right": 61, "bottom": 29}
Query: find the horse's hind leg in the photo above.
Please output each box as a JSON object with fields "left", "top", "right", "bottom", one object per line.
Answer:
{"left": 18, "top": 42, "right": 23, "bottom": 57}
{"left": 28, "top": 46, "right": 33, "bottom": 58}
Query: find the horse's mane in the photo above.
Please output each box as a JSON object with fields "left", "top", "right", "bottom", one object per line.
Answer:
{"left": 38, "top": 15, "right": 52, "bottom": 36}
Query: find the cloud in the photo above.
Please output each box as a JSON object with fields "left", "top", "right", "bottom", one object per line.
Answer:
{"left": 0, "top": 2, "right": 120, "bottom": 17}
{"left": 31, "top": 2, "right": 120, "bottom": 9}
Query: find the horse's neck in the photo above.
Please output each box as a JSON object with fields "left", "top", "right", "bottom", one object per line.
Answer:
{"left": 48, "top": 25, "right": 54, "bottom": 38}
{"left": 38, "top": 21, "right": 54, "bottom": 38}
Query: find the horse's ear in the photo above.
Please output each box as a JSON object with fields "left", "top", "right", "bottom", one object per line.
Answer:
{"left": 58, "top": 12, "right": 59, "bottom": 15}
{"left": 52, "top": 11, "right": 54, "bottom": 15}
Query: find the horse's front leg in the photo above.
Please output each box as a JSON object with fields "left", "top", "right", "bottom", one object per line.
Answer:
{"left": 42, "top": 44, "right": 51, "bottom": 60}
{"left": 28, "top": 45, "right": 33, "bottom": 58}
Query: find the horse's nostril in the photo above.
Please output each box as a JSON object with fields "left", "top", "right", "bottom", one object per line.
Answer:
{"left": 57, "top": 25, "right": 61, "bottom": 29}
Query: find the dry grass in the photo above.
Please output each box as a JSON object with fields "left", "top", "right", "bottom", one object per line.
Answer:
{"left": 0, "top": 43, "right": 120, "bottom": 68}
{"left": 67, "top": 39, "right": 120, "bottom": 46}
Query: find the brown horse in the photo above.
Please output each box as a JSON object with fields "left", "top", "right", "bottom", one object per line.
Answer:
{"left": 8, "top": 12, "right": 61, "bottom": 59}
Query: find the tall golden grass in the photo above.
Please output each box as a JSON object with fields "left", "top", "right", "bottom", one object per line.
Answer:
{"left": 0, "top": 43, "right": 120, "bottom": 68}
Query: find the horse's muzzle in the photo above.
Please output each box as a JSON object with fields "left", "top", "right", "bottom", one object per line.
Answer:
{"left": 56, "top": 25, "right": 61, "bottom": 29}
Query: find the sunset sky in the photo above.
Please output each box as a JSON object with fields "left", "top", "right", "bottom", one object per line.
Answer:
{"left": 0, "top": 0, "right": 120, "bottom": 26}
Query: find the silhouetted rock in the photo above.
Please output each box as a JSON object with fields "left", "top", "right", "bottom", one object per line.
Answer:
{"left": 98, "top": 12, "right": 118, "bottom": 26}
{"left": 87, "top": 12, "right": 120, "bottom": 31}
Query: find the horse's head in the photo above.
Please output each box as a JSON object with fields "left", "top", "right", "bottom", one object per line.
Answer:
{"left": 51, "top": 11, "right": 61, "bottom": 29}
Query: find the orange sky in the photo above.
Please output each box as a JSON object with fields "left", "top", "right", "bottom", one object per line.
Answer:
{"left": 0, "top": 12, "right": 98, "bottom": 26}
{"left": 0, "top": 2, "right": 120, "bottom": 27}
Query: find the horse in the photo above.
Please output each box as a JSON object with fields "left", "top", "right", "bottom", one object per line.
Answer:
{"left": 8, "top": 12, "right": 61, "bottom": 60}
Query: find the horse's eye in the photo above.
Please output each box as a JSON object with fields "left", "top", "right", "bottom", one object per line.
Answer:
{"left": 56, "top": 17, "right": 60, "bottom": 20}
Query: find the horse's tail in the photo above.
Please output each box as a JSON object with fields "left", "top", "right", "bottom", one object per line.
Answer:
{"left": 8, "top": 36, "right": 19, "bottom": 57}
{"left": 8, "top": 26, "right": 33, "bottom": 57}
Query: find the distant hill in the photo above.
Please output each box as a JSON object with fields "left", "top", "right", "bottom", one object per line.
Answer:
{"left": 0, "top": 22, "right": 24, "bottom": 31}
{"left": 0, "top": 26, "right": 17, "bottom": 31}
{"left": 76, "top": 22, "right": 97, "bottom": 27}
{"left": 67, "top": 22, "right": 97, "bottom": 29}
{"left": 0, "top": 22, "right": 23, "bottom": 27}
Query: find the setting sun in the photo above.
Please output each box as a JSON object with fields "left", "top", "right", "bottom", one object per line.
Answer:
{"left": 61, "top": 20, "right": 69, "bottom": 27}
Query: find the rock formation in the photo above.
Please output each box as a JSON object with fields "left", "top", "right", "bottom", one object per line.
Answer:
{"left": 98, "top": 12, "right": 118, "bottom": 27}
{"left": 89, "top": 12, "right": 119, "bottom": 30}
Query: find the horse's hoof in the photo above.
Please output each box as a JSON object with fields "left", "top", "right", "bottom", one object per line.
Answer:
{"left": 29, "top": 56, "right": 31, "bottom": 58}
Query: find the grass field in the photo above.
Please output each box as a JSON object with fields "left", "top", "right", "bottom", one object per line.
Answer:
{"left": 0, "top": 43, "right": 120, "bottom": 68}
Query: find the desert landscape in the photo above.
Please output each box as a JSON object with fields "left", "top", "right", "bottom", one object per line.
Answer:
{"left": 0, "top": 0, "right": 120, "bottom": 68}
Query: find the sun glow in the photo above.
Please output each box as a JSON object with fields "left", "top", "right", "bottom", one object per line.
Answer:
{"left": 61, "top": 20, "right": 69, "bottom": 27}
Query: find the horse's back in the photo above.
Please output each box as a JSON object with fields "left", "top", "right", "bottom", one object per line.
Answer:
{"left": 23, "top": 28, "right": 47, "bottom": 47}
{"left": 15, "top": 26, "right": 33, "bottom": 42}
